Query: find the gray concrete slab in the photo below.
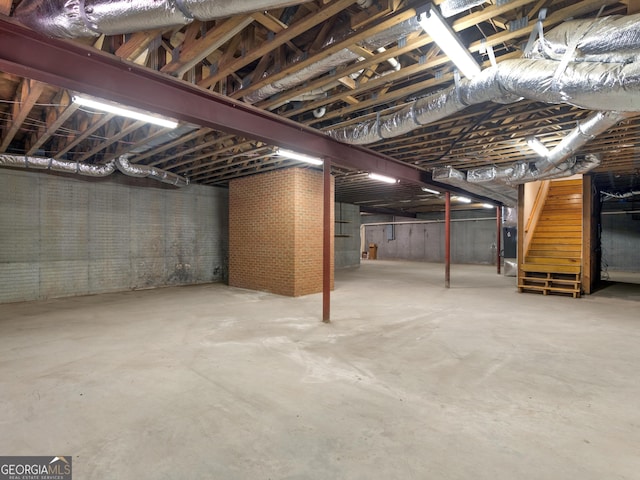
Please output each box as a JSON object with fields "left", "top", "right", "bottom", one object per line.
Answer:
{"left": 1, "top": 260, "right": 639, "bottom": 479}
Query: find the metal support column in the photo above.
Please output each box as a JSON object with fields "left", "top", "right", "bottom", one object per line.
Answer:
{"left": 496, "top": 206, "right": 502, "bottom": 275}
{"left": 323, "top": 158, "right": 331, "bottom": 323}
{"left": 445, "top": 191, "right": 451, "bottom": 288}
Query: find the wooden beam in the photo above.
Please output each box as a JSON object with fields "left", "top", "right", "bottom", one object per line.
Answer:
{"left": 152, "top": 134, "right": 236, "bottom": 168}
{"left": 75, "top": 119, "right": 146, "bottom": 162}
{"left": 626, "top": 0, "right": 640, "bottom": 13}
{"left": 54, "top": 112, "right": 114, "bottom": 159}
{"left": 131, "top": 128, "right": 211, "bottom": 163}
{"left": 236, "top": 8, "right": 417, "bottom": 99}
{"left": 251, "top": 12, "right": 287, "bottom": 33}
{"left": 102, "top": 124, "right": 170, "bottom": 162}
{"left": 528, "top": 0, "right": 549, "bottom": 20}
{"left": 161, "top": 16, "right": 253, "bottom": 78}
{"left": 26, "top": 90, "right": 79, "bottom": 155}
{"left": 0, "top": 0, "right": 12, "bottom": 16}
{"left": 0, "top": 78, "right": 45, "bottom": 153}
{"left": 115, "top": 29, "right": 163, "bottom": 61}
{"left": 0, "top": 17, "right": 435, "bottom": 187}
{"left": 198, "top": 0, "right": 357, "bottom": 89}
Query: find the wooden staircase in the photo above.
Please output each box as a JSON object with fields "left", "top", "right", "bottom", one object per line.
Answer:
{"left": 519, "top": 179, "right": 583, "bottom": 298}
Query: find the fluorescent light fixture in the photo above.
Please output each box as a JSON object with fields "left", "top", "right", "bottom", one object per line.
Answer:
{"left": 72, "top": 95, "right": 178, "bottom": 129}
{"left": 421, "top": 186, "right": 441, "bottom": 194}
{"left": 276, "top": 148, "right": 324, "bottom": 165}
{"left": 453, "top": 195, "right": 472, "bottom": 203}
{"left": 418, "top": 6, "right": 481, "bottom": 80}
{"left": 368, "top": 172, "right": 398, "bottom": 184}
{"left": 482, "top": 203, "right": 494, "bottom": 209}
{"left": 526, "top": 136, "right": 550, "bottom": 158}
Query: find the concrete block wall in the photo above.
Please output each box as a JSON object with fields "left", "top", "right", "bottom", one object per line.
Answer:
{"left": 362, "top": 210, "right": 498, "bottom": 265}
{"left": 335, "top": 202, "right": 361, "bottom": 269}
{"left": 601, "top": 210, "right": 640, "bottom": 272}
{"left": 0, "top": 169, "right": 228, "bottom": 303}
{"left": 229, "top": 168, "right": 334, "bottom": 297}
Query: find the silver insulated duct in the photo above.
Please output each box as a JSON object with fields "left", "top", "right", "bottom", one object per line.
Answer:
{"left": 115, "top": 155, "right": 189, "bottom": 186}
{"left": 0, "top": 154, "right": 116, "bottom": 176}
{"left": 432, "top": 166, "right": 517, "bottom": 206}
{"left": 439, "top": 0, "right": 487, "bottom": 19}
{"left": 0, "top": 154, "right": 189, "bottom": 187}
{"left": 465, "top": 111, "right": 629, "bottom": 186}
{"left": 328, "top": 13, "right": 640, "bottom": 145}
{"left": 14, "top": 0, "right": 314, "bottom": 38}
{"left": 243, "top": 17, "right": 422, "bottom": 105}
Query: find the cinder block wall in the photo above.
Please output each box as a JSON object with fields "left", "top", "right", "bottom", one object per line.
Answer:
{"left": 0, "top": 169, "right": 228, "bottom": 303}
{"left": 229, "top": 168, "right": 334, "bottom": 297}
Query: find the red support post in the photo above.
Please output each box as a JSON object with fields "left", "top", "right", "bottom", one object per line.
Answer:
{"left": 323, "top": 158, "right": 331, "bottom": 323}
{"left": 496, "top": 206, "right": 502, "bottom": 275}
{"left": 445, "top": 191, "right": 451, "bottom": 288}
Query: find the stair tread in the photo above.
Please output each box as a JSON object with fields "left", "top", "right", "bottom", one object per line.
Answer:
{"left": 521, "top": 263, "right": 581, "bottom": 274}
{"left": 520, "top": 276, "right": 580, "bottom": 284}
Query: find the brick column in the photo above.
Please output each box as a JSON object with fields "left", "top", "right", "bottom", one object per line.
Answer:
{"left": 229, "top": 168, "right": 334, "bottom": 297}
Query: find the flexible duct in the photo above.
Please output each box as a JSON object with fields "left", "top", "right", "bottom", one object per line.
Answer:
{"left": 0, "top": 154, "right": 189, "bottom": 187}
{"left": 242, "top": 17, "right": 422, "bottom": 104}
{"left": 0, "top": 154, "right": 116, "bottom": 176}
{"left": 467, "top": 154, "right": 602, "bottom": 186}
{"left": 533, "top": 111, "right": 628, "bottom": 175}
{"left": 328, "top": 13, "right": 640, "bottom": 145}
{"left": 465, "top": 111, "right": 628, "bottom": 185}
{"left": 432, "top": 166, "right": 517, "bottom": 206}
{"left": 14, "top": 0, "right": 314, "bottom": 38}
{"left": 527, "top": 14, "right": 640, "bottom": 64}
{"left": 440, "top": 0, "right": 487, "bottom": 18}
{"left": 115, "top": 156, "right": 189, "bottom": 186}
{"left": 328, "top": 59, "right": 640, "bottom": 144}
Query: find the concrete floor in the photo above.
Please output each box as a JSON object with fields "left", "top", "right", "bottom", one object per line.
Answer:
{"left": 1, "top": 261, "right": 639, "bottom": 479}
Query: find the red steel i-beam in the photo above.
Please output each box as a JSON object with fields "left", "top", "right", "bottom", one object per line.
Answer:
{"left": 445, "top": 191, "right": 451, "bottom": 288}
{"left": 496, "top": 206, "right": 502, "bottom": 274}
{"left": 323, "top": 159, "right": 332, "bottom": 323}
{"left": 0, "top": 17, "right": 431, "bottom": 186}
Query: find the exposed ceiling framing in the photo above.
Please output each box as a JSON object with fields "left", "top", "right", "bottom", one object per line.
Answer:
{"left": 0, "top": 0, "right": 639, "bottom": 214}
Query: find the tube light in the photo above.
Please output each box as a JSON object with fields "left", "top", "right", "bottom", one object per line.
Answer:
{"left": 453, "top": 195, "right": 472, "bottom": 203}
{"left": 418, "top": 6, "right": 481, "bottom": 80}
{"left": 369, "top": 172, "right": 398, "bottom": 184}
{"left": 526, "top": 136, "right": 550, "bottom": 158}
{"left": 276, "top": 148, "right": 324, "bottom": 166}
{"left": 72, "top": 96, "right": 178, "bottom": 129}
{"left": 482, "top": 203, "right": 494, "bottom": 209}
{"left": 421, "top": 186, "right": 441, "bottom": 194}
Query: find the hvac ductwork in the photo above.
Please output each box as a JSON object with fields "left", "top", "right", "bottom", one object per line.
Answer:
{"left": 465, "top": 111, "right": 628, "bottom": 186}
{"left": 431, "top": 112, "right": 627, "bottom": 203}
{"left": 115, "top": 156, "right": 189, "bottom": 186}
{"left": 0, "top": 154, "right": 189, "bottom": 187}
{"left": 243, "top": 17, "right": 422, "bottom": 105}
{"left": 0, "top": 154, "right": 116, "bottom": 176}
{"left": 467, "top": 153, "right": 602, "bottom": 186}
{"left": 14, "top": 0, "right": 314, "bottom": 38}
{"left": 527, "top": 14, "right": 640, "bottom": 64}
{"left": 328, "top": 59, "right": 640, "bottom": 144}
{"left": 440, "top": 0, "right": 487, "bottom": 18}
{"left": 432, "top": 166, "right": 517, "bottom": 206}
{"left": 328, "top": 13, "right": 640, "bottom": 145}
